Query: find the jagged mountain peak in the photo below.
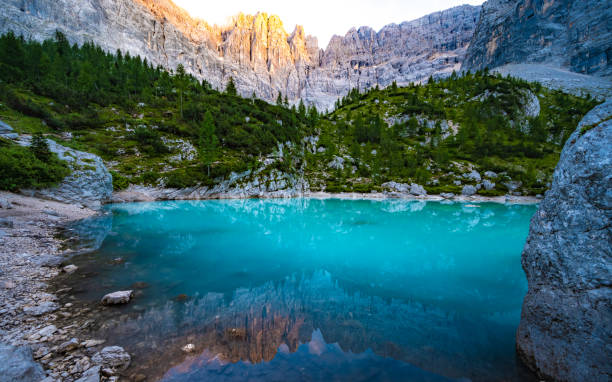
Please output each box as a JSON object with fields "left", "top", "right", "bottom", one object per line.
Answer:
{"left": 0, "top": 0, "right": 479, "bottom": 109}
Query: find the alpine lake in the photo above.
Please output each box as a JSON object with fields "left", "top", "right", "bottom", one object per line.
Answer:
{"left": 54, "top": 198, "right": 539, "bottom": 382}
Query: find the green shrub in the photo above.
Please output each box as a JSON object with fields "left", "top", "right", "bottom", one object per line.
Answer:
{"left": 111, "top": 171, "right": 130, "bottom": 191}
{"left": 0, "top": 139, "right": 70, "bottom": 191}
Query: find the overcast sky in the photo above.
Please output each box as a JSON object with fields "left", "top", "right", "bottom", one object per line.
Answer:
{"left": 173, "top": 0, "right": 485, "bottom": 48}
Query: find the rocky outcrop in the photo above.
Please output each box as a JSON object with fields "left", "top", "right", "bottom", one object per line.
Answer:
{"left": 0, "top": 121, "right": 112, "bottom": 209}
{"left": 113, "top": 168, "right": 310, "bottom": 202}
{"left": 516, "top": 100, "right": 612, "bottom": 381}
{"left": 0, "top": 0, "right": 479, "bottom": 110}
{"left": 463, "top": 0, "right": 612, "bottom": 78}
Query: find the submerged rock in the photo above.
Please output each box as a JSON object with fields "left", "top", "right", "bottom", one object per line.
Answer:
{"left": 101, "top": 290, "right": 133, "bottom": 305}
{"left": 0, "top": 343, "right": 45, "bottom": 382}
{"left": 517, "top": 100, "right": 612, "bottom": 381}
{"left": 63, "top": 264, "right": 78, "bottom": 273}
{"left": 91, "top": 346, "right": 131, "bottom": 372}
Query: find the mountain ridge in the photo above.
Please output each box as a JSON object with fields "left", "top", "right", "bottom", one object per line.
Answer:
{"left": 0, "top": 0, "right": 480, "bottom": 110}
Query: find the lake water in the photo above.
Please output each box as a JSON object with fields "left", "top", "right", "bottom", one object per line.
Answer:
{"left": 59, "top": 199, "right": 538, "bottom": 381}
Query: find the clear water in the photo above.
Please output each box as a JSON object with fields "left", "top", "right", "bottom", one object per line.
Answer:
{"left": 61, "top": 199, "right": 538, "bottom": 381}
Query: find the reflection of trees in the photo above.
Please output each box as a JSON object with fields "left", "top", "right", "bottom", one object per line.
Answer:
{"left": 93, "top": 271, "right": 525, "bottom": 381}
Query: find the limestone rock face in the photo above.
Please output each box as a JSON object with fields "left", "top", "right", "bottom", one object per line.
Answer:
{"left": 463, "top": 0, "right": 612, "bottom": 77}
{"left": 0, "top": 0, "right": 479, "bottom": 110}
{"left": 306, "top": 5, "right": 481, "bottom": 109}
{"left": 516, "top": 100, "right": 612, "bottom": 381}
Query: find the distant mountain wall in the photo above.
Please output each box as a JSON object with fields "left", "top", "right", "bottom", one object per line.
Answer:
{"left": 0, "top": 0, "right": 480, "bottom": 109}
{"left": 463, "top": 0, "right": 612, "bottom": 77}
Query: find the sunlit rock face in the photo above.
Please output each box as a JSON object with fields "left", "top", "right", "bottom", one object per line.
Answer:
{"left": 0, "top": 0, "right": 479, "bottom": 110}
{"left": 463, "top": 0, "right": 612, "bottom": 77}
{"left": 517, "top": 100, "right": 612, "bottom": 381}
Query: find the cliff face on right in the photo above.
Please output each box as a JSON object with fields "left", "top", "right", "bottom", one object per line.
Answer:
{"left": 463, "top": 0, "right": 612, "bottom": 77}
{"left": 517, "top": 99, "right": 612, "bottom": 381}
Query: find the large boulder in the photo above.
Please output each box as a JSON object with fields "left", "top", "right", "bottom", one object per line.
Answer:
{"left": 516, "top": 100, "right": 612, "bottom": 381}
{"left": 0, "top": 343, "right": 45, "bottom": 382}
{"left": 0, "top": 120, "right": 112, "bottom": 209}
{"left": 24, "top": 138, "right": 112, "bottom": 209}
{"left": 461, "top": 185, "right": 477, "bottom": 196}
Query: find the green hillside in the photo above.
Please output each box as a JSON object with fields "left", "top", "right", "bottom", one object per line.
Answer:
{"left": 0, "top": 32, "right": 599, "bottom": 196}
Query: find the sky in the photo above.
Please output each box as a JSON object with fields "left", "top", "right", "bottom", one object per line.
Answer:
{"left": 173, "top": 0, "right": 485, "bottom": 48}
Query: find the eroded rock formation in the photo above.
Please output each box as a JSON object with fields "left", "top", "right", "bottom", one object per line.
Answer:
{"left": 517, "top": 100, "right": 612, "bottom": 381}
{"left": 0, "top": 0, "right": 479, "bottom": 110}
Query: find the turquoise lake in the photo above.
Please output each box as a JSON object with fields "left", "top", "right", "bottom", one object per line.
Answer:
{"left": 61, "top": 199, "right": 538, "bottom": 381}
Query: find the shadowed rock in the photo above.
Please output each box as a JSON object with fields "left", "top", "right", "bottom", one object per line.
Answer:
{"left": 517, "top": 100, "right": 612, "bottom": 381}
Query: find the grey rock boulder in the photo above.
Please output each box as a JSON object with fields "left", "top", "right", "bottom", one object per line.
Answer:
{"left": 91, "top": 346, "right": 131, "bottom": 371}
{"left": 409, "top": 183, "right": 427, "bottom": 196}
{"left": 22, "top": 138, "right": 112, "bottom": 209}
{"left": 516, "top": 100, "right": 612, "bottom": 381}
{"left": 482, "top": 180, "right": 495, "bottom": 191}
{"left": 461, "top": 185, "right": 477, "bottom": 196}
{"left": 463, "top": 170, "right": 481, "bottom": 182}
{"left": 0, "top": 343, "right": 45, "bottom": 382}
{"left": 101, "top": 290, "right": 133, "bottom": 305}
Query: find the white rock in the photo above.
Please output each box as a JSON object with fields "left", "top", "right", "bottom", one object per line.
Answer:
{"left": 101, "top": 290, "right": 133, "bottom": 305}
{"left": 181, "top": 344, "right": 195, "bottom": 353}
{"left": 63, "top": 264, "right": 78, "bottom": 273}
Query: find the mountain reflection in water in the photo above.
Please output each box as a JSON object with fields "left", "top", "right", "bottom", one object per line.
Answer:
{"left": 57, "top": 199, "right": 538, "bottom": 381}
{"left": 162, "top": 329, "right": 458, "bottom": 382}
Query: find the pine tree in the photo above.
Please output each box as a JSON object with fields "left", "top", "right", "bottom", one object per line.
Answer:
{"left": 31, "top": 133, "right": 51, "bottom": 162}
{"left": 225, "top": 77, "right": 237, "bottom": 96}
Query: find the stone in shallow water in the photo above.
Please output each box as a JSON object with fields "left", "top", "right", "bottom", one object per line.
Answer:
{"left": 63, "top": 264, "right": 78, "bottom": 273}
{"left": 91, "top": 346, "right": 131, "bottom": 371}
{"left": 0, "top": 343, "right": 45, "bottom": 382}
{"left": 101, "top": 290, "right": 133, "bottom": 305}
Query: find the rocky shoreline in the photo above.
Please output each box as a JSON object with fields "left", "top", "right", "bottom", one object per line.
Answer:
{"left": 0, "top": 191, "right": 131, "bottom": 382}
{"left": 112, "top": 186, "right": 541, "bottom": 205}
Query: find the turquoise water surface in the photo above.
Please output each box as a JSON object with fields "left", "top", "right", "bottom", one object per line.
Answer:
{"left": 64, "top": 199, "right": 537, "bottom": 381}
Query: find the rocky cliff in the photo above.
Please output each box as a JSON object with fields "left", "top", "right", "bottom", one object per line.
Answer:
{"left": 0, "top": 0, "right": 479, "bottom": 110}
{"left": 516, "top": 100, "right": 612, "bottom": 381}
{"left": 463, "top": 0, "right": 612, "bottom": 77}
